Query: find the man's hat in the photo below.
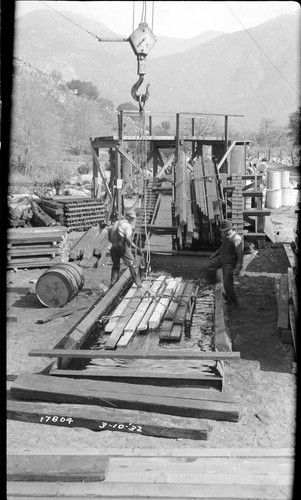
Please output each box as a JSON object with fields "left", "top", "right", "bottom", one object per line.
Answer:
{"left": 125, "top": 209, "right": 137, "bottom": 219}
{"left": 220, "top": 219, "right": 232, "bottom": 232}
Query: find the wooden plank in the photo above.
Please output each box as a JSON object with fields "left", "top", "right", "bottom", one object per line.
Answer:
{"left": 136, "top": 278, "right": 167, "bottom": 331}
{"left": 277, "top": 274, "right": 289, "bottom": 332}
{"left": 105, "top": 296, "right": 143, "bottom": 349}
{"left": 288, "top": 303, "right": 297, "bottom": 355}
{"left": 10, "top": 374, "right": 240, "bottom": 421}
{"left": 91, "top": 148, "right": 113, "bottom": 200}
{"left": 7, "top": 454, "right": 109, "bottom": 482}
{"left": 283, "top": 244, "right": 296, "bottom": 268}
{"left": 7, "top": 447, "right": 294, "bottom": 457}
{"left": 214, "top": 283, "right": 232, "bottom": 352}
{"left": 54, "top": 269, "right": 133, "bottom": 368}
{"left": 7, "top": 482, "right": 291, "bottom": 498}
{"left": 104, "top": 286, "right": 137, "bottom": 333}
{"left": 29, "top": 349, "right": 240, "bottom": 360}
{"left": 7, "top": 400, "right": 209, "bottom": 440}
{"left": 49, "top": 368, "right": 223, "bottom": 389}
{"left": 287, "top": 267, "right": 298, "bottom": 315}
{"left": 118, "top": 298, "right": 152, "bottom": 345}
{"left": 169, "top": 324, "right": 183, "bottom": 340}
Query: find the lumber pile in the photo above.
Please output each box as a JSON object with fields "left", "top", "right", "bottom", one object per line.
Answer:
{"left": 103, "top": 275, "right": 197, "bottom": 348}
{"left": 7, "top": 227, "right": 69, "bottom": 269}
{"left": 229, "top": 174, "right": 244, "bottom": 236}
{"left": 37, "top": 196, "right": 106, "bottom": 231}
{"left": 6, "top": 448, "right": 294, "bottom": 499}
{"left": 69, "top": 226, "right": 110, "bottom": 269}
{"left": 174, "top": 149, "right": 223, "bottom": 249}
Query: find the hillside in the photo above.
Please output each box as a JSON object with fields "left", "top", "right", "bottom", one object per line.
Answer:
{"left": 13, "top": 9, "right": 300, "bottom": 129}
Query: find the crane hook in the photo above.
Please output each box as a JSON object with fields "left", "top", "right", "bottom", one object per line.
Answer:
{"left": 131, "top": 74, "right": 150, "bottom": 112}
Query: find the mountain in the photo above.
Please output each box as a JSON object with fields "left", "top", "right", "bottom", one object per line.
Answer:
{"left": 150, "top": 31, "right": 224, "bottom": 57}
{"left": 13, "top": 9, "right": 300, "bottom": 130}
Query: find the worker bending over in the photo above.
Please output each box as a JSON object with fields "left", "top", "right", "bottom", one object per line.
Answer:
{"left": 108, "top": 209, "right": 143, "bottom": 289}
{"left": 206, "top": 219, "right": 243, "bottom": 306}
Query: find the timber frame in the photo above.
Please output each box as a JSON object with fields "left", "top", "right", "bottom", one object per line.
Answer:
{"left": 91, "top": 111, "right": 269, "bottom": 248}
{"left": 91, "top": 111, "right": 242, "bottom": 213}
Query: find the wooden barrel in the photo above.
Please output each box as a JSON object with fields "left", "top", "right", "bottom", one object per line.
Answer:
{"left": 267, "top": 170, "right": 281, "bottom": 190}
{"left": 265, "top": 189, "right": 282, "bottom": 209}
{"left": 36, "top": 263, "right": 85, "bottom": 308}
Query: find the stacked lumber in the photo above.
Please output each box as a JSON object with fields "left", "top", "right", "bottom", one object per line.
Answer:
{"left": 37, "top": 196, "right": 106, "bottom": 231}
{"left": 103, "top": 275, "right": 197, "bottom": 348}
{"left": 202, "top": 146, "right": 222, "bottom": 222}
{"left": 69, "top": 226, "right": 109, "bottom": 269}
{"left": 6, "top": 448, "right": 294, "bottom": 499}
{"left": 229, "top": 174, "right": 244, "bottom": 236}
{"left": 7, "top": 227, "right": 69, "bottom": 269}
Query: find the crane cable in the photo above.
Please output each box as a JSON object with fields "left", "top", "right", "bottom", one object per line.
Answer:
{"left": 132, "top": 110, "right": 151, "bottom": 275}
{"left": 133, "top": 1, "right": 155, "bottom": 30}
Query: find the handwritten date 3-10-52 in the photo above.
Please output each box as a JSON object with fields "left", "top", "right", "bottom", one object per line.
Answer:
{"left": 39, "top": 415, "right": 143, "bottom": 433}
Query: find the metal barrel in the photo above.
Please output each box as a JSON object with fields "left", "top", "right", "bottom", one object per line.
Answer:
{"left": 35, "top": 263, "right": 85, "bottom": 308}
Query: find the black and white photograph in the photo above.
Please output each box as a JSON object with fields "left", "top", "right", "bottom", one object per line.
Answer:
{"left": 5, "top": 1, "right": 300, "bottom": 498}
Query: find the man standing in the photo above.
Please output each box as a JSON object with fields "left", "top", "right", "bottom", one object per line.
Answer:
{"left": 206, "top": 220, "right": 244, "bottom": 306}
{"left": 107, "top": 209, "right": 143, "bottom": 288}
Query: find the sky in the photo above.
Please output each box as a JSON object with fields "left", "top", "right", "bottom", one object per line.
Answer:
{"left": 15, "top": 1, "right": 300, "bottom": 39}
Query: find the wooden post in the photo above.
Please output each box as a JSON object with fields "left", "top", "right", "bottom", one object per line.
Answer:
{"left": 174, "top": 113, "right": 180, "bottom": 205}
{"left": 150, "top": 143, "right": 158, "bottom": 177}
{"left": 224, "top": 115, "right": 228, "bottom": 175}
{"left": 114, "top": 149, "right": 122, "bottom": 220}
{"left": 92, "top": 147, "right": 99, "bottom": 198}
{"left": 192, "top": 117, "right": 195, "bottom": 156}
{"left": 149, "top": 115, "right": 152, "bottom": 135}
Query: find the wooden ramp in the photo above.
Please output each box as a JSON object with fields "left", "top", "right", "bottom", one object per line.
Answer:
{"left": 7, "top": 448, "right": 294, "bottom": 499}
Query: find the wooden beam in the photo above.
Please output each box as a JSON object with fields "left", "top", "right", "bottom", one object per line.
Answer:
{"left": 283, "top": 244, "right": 296, "bottom": 268}
{"left": 277, "top": 274, "right": 289, "bottom": 333}
{"left": 7, "top": 453, "right": 109, "bottom": 482}
{"left": 53, "top": 269, "right": 133, "bottom": 368}
{"left": 116, "top": 146, "right": 145, "bottom": 176}
{"left": 49, "top": 366, "right": 223, "bottom": 389}
{"left": 7, "top": 400, "right": 209, "bottom": 441}
{"left": 156, "top": 154, "right": 175, "bottom": 179}
{"left": 91, "top": 148, "right": 112, "bottom": 201}
{"left": 10, "top": 374, "right": 241, "bottom": 421}
{"left": 29, "top": 349, "right": 240, "bottom": 360}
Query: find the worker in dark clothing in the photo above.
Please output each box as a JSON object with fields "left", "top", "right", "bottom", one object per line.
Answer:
{"left": 206, "top": 219, "right": 244, "bottom": 306}
{"left": 107, "top": 209, "right": 143, "bottom": 288}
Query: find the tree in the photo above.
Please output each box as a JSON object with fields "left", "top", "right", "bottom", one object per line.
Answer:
{"left": 98, "top": 97, "right": 114, "bottom": 109}
{"left": 63, "top": 97, "right": 100, "bottom": 155}
{"left": 287, "top": 107, "right": 300, "bottom": 148}
{"left": 10, "top": 76, "right": 63, "bottom": 178}
{"left": 66, "top": 79, "right": 99, "bottom": 100}
{"left": 117, "top": 102, "right": 138, "bottom": 112}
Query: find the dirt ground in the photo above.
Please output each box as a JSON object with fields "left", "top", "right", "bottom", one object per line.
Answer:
{"left": 6, "top": 203, "right": 299, "bottom": 452}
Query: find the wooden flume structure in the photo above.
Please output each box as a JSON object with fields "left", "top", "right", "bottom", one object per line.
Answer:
{"left": 91, "top": 110, "right": 270, "bottom": 253}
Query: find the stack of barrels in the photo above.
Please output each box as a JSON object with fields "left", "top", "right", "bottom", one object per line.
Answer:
{"left": 265, "top": 170, "right": 298, "bottom": 209}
